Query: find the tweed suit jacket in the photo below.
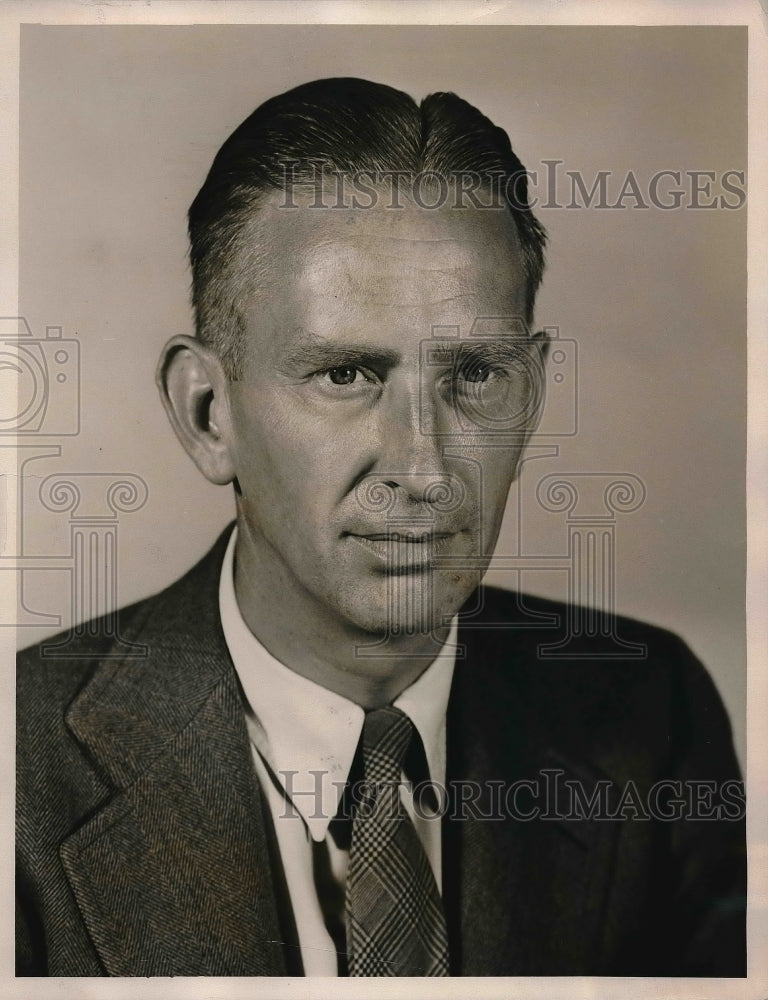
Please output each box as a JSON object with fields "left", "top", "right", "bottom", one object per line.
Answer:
{"left": 16, "top": 525, "right": 746, "bottom": 977}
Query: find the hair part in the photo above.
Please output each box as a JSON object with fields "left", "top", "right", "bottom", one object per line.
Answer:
{"left": 188, "top": 77, "right": 547, "bottom": 379}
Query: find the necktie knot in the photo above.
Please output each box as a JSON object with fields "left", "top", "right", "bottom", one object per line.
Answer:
{"left": 361, "top": 706, "right": 413, "bottom": 785}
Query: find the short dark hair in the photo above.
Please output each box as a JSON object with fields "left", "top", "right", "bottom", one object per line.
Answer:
{"left": 188, "top": 77, "right": 547, "bottom": 378}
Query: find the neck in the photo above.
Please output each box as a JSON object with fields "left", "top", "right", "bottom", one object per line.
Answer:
{"left": 232, "top": 525, "right": 452, "bottom": 709}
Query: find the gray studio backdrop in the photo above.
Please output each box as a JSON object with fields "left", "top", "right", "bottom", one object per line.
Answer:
{"left": 15, "top": 25, "right": 746, "bottom": 767}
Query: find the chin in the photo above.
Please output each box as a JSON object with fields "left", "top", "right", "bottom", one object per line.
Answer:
{"left": 334, "top": 570, "right": 479, "bottom": 637}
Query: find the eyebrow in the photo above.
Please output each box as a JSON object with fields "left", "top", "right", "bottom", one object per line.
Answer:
{"left": 276, "top": 331, "right": 535, "bottom": 375}
{"left": 426, "top": 339, "right": 535, "bottom": 364}
{"left": 277, "top": 337, "right": 402, "bottom": 374}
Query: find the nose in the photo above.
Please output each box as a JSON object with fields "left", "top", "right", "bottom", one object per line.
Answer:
{"left": 373, "top": 379, "right": 454, "bottom": 505}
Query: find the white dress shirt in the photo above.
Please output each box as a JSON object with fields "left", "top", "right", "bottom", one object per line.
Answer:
{"left": 218, "top": 526, "right": 457, "bottom": 975}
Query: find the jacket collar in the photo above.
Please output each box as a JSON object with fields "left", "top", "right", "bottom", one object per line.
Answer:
{"left": 65, "top": 526, "right": 236, "bottom": 790}
{"left": 61, "top": 525, "right": 287, "bottom": 976}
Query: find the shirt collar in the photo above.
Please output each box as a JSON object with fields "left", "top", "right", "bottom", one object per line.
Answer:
{"left": 219, "top": 525, "right": 457, "bottom": 841}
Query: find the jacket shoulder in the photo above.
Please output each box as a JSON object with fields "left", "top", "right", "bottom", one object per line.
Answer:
{"left": 16, "top": 524, "right": 233, "bottom": 717}
{"left": 458, "top": 584, "right": 739, "bottom": 780}
{"left": 463, "top": 583, "right": 693, "bottom": 672}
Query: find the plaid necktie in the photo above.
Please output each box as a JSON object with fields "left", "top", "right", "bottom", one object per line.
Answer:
{"left": 345, "top": 705, "right": 450, "bottom": 976}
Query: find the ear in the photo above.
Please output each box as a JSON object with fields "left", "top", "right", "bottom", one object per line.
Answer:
{"left": 156, "top": 335, "right": 236, "bottom": 485}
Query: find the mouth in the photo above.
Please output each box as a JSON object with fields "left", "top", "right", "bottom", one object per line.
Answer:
{"left": 344, "top": 531, "right": 459, "bottom": 571}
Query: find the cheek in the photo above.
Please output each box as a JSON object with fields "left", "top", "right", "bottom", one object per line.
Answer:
{"left": 231, "top": 395, "right": 360, "bottom": 511}
{"left": 477, "top": 449, "right": 522, "bottom": 513}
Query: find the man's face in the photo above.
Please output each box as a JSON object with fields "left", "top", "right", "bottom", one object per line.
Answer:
{"left": 224, "top": 191, "right": 543, "bottom": 638}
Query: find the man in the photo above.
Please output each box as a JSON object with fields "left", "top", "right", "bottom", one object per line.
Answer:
{"left": 16, "top": 77, "right": 745, "bottom": 977}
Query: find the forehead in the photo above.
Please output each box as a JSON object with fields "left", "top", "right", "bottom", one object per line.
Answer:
{"left": 240, "top": 190, "right": 527, "bottom": 349}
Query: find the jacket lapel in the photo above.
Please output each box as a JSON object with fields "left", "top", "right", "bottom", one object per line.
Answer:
{"left": 447, "top": 614, "right": 620, "bottom": 975}
{"left": 60, "top": 529, "right": 286, "bottom": 976}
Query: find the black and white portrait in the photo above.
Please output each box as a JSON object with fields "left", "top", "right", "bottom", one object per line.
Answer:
{"left": 8, "top": 5, "right": 764, "bottom": 994}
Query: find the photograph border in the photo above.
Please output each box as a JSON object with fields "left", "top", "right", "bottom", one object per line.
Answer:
{"left": 2, "top": 2, "right": 766, "bottom": 998}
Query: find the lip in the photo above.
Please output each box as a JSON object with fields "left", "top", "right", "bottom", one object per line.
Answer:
{"left": 344, "top": 531, "right": 459, "bottom": 570}
{"left": 351, "top": 532, "right": 454, "bottom": 542}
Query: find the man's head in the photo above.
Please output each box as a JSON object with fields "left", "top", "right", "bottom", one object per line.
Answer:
{"left": 158, "top": 77, "right": 547, "bottom": 696}
{"left": 187, "top": 77, "right": 546, "bottom": 379}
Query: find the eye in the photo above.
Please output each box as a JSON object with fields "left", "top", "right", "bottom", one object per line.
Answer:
{"left": 309, "top": 363, "right": 379, "bottom": 394}
{"left": 326, "top": 365, "right": 362, "bottom": 386}
{"left": 459, "top": 360, "right": 494, "bottom": 384}
{"left": 454, "top": 357, "right": 508, "bottom": 387}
